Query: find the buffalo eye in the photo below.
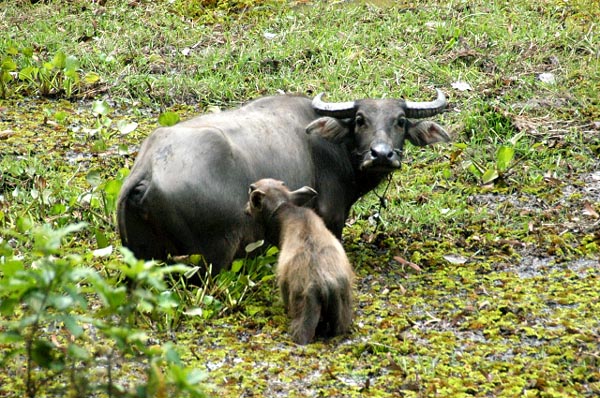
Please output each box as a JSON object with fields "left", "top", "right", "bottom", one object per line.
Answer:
{"left": 355, "top": 113, "right": 366, "bottom": 127}
{"left": 396, "top": 116, "right": 406, "bottom": 128}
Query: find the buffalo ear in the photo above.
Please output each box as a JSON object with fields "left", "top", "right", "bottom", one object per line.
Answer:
{"left": 306, "top": 117, "right": 351, "bottom": 144}
{"left": 289, "top": 186, "right": 318, "bottom": 207}
{"left": 406, "top": 120, "right": 451, "bottom": 146}
{"left": 249, "top": 189, "right": 266, "bottom": 211}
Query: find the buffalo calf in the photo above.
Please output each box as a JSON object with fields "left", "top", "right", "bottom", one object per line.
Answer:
{"left": 246, "top": 178, "right": 354, "bottom": 345}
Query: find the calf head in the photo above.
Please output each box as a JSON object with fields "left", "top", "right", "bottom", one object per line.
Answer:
{"left": 308, "top": 89, "right": 450, "bottom": 172}
{"left": 245, "top": 178, "right": 318, "bottom": 222}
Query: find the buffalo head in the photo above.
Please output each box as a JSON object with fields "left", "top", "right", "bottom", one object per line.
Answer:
{"left": 307, "top": 89, "right": 450, "bottom": 172}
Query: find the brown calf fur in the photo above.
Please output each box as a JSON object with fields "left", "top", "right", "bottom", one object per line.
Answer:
{"left": 246, "top": 178, "right": 354, "bottom": 345}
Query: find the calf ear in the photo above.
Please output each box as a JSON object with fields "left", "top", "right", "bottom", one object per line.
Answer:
{"left": 306, "top": 117, "right": 351, "bottom": 144}
{"left": 290, "top": 186, "right": 318, "bottom": 207}
{"left": 249, "top": 190, "right": 266, "bottom": 211}
{"left": 406, "top": 120, "right": 451, "bottom": 146}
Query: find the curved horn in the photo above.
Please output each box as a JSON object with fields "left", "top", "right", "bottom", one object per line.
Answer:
{"left": 312, "top": 93, "right": 357, "bottom": 119}
{"left": 404, "top": 88, "right": 447, "bottom": 118}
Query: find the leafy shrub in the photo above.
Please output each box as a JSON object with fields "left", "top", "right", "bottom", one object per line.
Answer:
{"left": 0, "top": 47, "right": 100, "bottom": 99}
{"left": 460, "top": 132, "right": 527, "bottom": 185}
{"left": 0, "top": 223, "right": 208, "bottom": 397}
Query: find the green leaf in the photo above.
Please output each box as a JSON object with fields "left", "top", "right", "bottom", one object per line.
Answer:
{"left": 91, "top": 139, "right": 107, "bottom": 152}
{"left": 63, "top": 315, "right": 84, "bottom": 337}
{"left": 183, "top": 368, "right": 208, "bottom": 385}
{"left": 158, "top": 111, "right": 180, "bottom": 126}
{"left": 86, "top": 169, "right": 102, "bottom": 187}
{"left": 16, "top": 216, "right": 33, "bottom": 233}
{"left": 94, "top": 228, "right": 110, "bottom": 249}
{"left": 51, "top": 51, "right": 67, "bottom": 69}
{"left": 21, "top": 47, "right": 33, "bottom": 57}
{"left": 0, "top": 298, "right": 19, "bottom": 315}
{"left": 118, "top": 143, "right": 129, "bottom": 155}
{"left": 91, "top": 100, "right": 112, "bottom": 116}
{"left": 54, "top": 111, "right": 68, "bottom": 124}
{"left": 67, "top": 343, "right": 90, "bottom": 360}
{"left": 102, "top": 286, "right": 128, "bottom": 309}
{"left": 50, "top": 203, "right": 67, "bottom": 215}
{"left": 119, "top": 246, "right": 139, "bottom": 266}
{"left": 32, "top": 223, "right": 87, "bottom": 255}
{"left": 1, "top": 58, "right": 17, "bottom": 71}
{"left": 0, "top": 330, "right": 23, "bottom": 344}
{"left": 496, "top": 146, "right": 514, "bottom": 172}
{"left": 1, "top": 70, "right": 11, "bottom": 83}
{"left": 245, "top": 305, "right": 263, "bottom": 316}
{"left": 231, "top": 259, "right": 244, "bottom": 273}
{"left": 159, "top": 264, "right": 192, "bottom": 276}
{"left": 202, "top": 295, "right": 215, "bottom": 306}
{"left": 50, "top": 295, "right": 74, "bottom": 310}
{"left": 101, "top": 115, "right": 112, "bottom": 127}
{"left": 103, "top": 179, "right": 122, "bottom": 197}
{"left": 116, "top": 120, "right": 138, "bottom": 135}
{"left": 482, "top": 168, "right": 499, "bottom": 184}
{"left": 127, "top": 331, "right": 149, "bottom": 345}
{"left": 245, "top": 239, "right": 264, "bottom": 253}
{"left": 65, "top": 55, "right": 79, "bottom": 71}
{"left": 83, "top": 71, "right": 100, "bottom": 84}
{"left": 64, "top": 68, "right": 79, "bottom": 82}
{"left": 265, "top": 246, "right": 279, "bottom": 256}
{"left": 188, "top": 254, "right": 204, "bottom": 266}
{"left": 18, "top": 66, "right": 37, "bottom": 81}
{"left": 157, "top": 291, "right": 180, "bottom": 310}
{"left": 442, "top": 167, "right": 452, "bottom": 179}
{"left": 463, "top": 160, "right": 481, "bottom": 177}
{"left": 1, "top": 258, "right": 24, "bottom": 277}
{"left": 164, "top": 344, "right": 182, "bottom": 365}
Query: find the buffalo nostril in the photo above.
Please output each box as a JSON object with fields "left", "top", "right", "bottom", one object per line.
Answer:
{"left": 370, "top": 143, "right": 395, "bottom": 161}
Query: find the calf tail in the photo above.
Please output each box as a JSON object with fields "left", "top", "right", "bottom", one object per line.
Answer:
{"left": 335, "top": 278, "right": 353, "bottom": 336}
{"left": 324, "top": 276, "right": 353, "bottom": 337}
{"left": 288, "top": 288, "right": 321, "bottom": 345}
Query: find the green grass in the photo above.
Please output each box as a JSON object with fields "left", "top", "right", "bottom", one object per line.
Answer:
{"left": 1, "top": 0, "right": 599, "bottom": 397}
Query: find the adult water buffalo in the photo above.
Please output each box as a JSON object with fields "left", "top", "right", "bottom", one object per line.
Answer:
{"left": 117, "top": 90, "right": 450, "bottom": 273}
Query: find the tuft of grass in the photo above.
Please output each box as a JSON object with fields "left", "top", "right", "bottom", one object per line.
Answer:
{"left": 168, "top": 243, "right": 279, "bottom": 321}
